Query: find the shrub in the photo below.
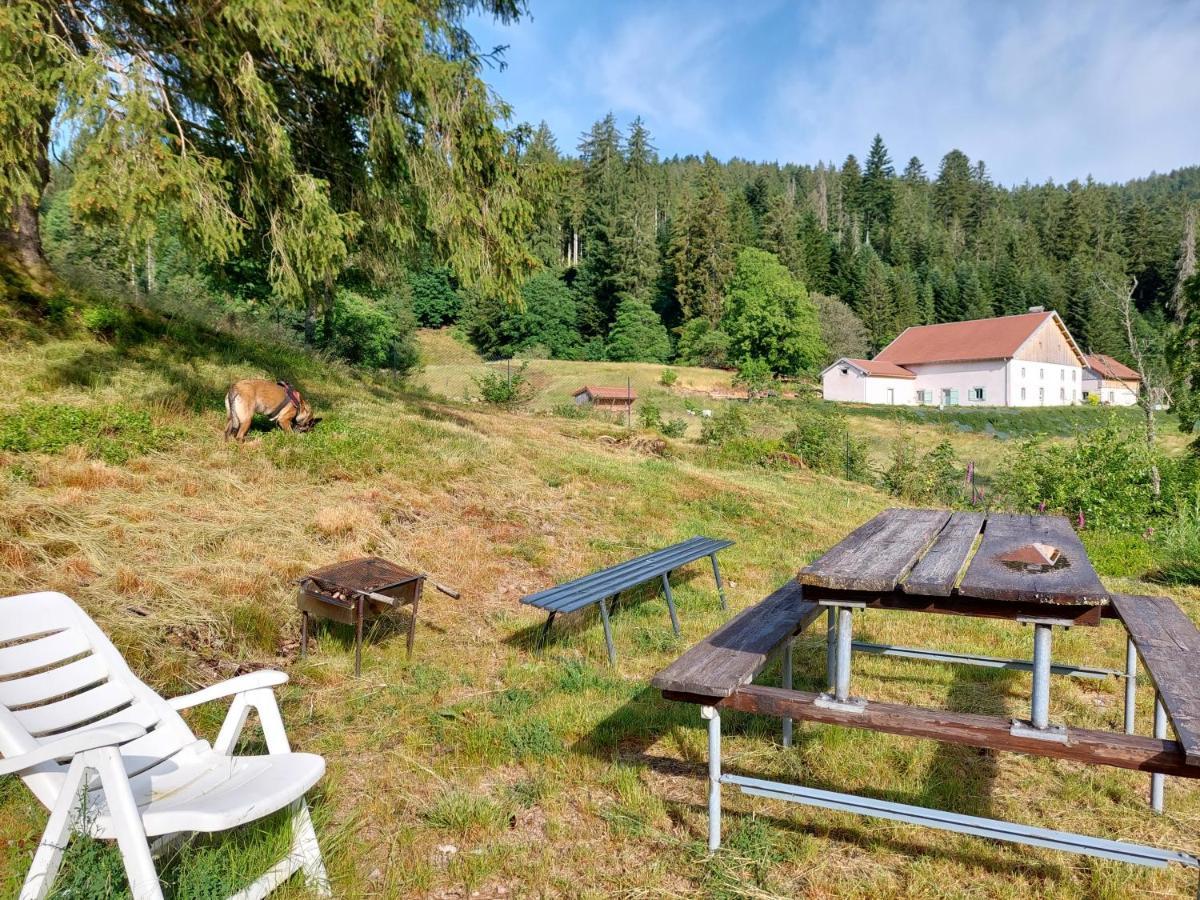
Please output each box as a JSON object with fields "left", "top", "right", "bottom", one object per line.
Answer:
{"left": 1151, "top": 497, "right": 1200, "bottom": 585}
{"left": 781, "top": 405, "right": 869, "bottom": 480}
{"left": 81, "top": 302, "right": 131, "bottom": 339}
{"left": 638, "top": 400, "right": 662, "bottom": 430}
{"left": 675, "top": 317, "right": 730, "bottom": 368}
{"left": 996, "top": 419, "right": 1166, "bottom": 531}
{"left": 660, "top": 368, "right": 678, "bottom": 387}
{"left": 700, "top": 404, "right": 749, "bottom": 445}
{"left": 881, "top": 433, "right": 962, "bottom": 505}
{"left": 660, "top": 418, "right": 687, "bottom": 439}
{"left": 733, "top": 358, "right": 773, "bottom": 399}
{"left": 322, "top": 288, "right": 418, "bottom": 372}
{"left": 473, "top": 362, "right": 532, "bottom": 406}
{"left": 0, "top": 403, "right": 178, "bottom": 463}
{"left": 606, "top": 297, "right": 671, "bottom": 363}
{"left": 551, "top": 401, "right": 587, "bottom": 420}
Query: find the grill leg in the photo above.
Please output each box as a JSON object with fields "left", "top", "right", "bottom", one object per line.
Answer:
{"left": 782, "top": 637, "right": 793, "bottom": 747}
{"left": 599, "top": 596, "right": 617, "bottom": 666}
{"left": 1124, "top": 636, "right": 1138, "bottom": 735}
{"left": 702, "top": 705, "right": 721, "bottom": 852}
{"left": 406, "top": 580, "right": 422, "bottom": 659}
{"left": 710, "top": 554, "right": 728, "bottom": 611}
{"left": 354, "top": 596, "right": 364, "bottom": 677}
{"left": 662, "top": 572, "right": 681, "bottom": 636}
{"left": 1151, "top": 694, "right": 1167, "bottom": 813}
{"left": 300, "top": 611, "right": 309, "bottom": 658}
{"left": 537, "top": 611, "right": 557, "bottom": 653}
{"left": 825, "top": 607, "right": 837, "bottom": 692}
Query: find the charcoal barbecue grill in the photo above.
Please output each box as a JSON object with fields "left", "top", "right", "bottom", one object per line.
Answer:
{"left": 297, "top": 556, "right": 457, "bottom": 675}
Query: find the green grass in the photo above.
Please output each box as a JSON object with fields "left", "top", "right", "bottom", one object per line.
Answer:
{"left": 0, "top": 298, "right": 1197, "bottom": 898}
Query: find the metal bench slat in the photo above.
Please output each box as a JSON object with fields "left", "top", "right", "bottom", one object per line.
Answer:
{"left": 521, "top": 536, "right": 721, "bottom": 606}
{"left": 542, "top": 540, "right": 731, "bottom": 613}
{"left": 522, "top": 537, "right": 731, "bottom": 612}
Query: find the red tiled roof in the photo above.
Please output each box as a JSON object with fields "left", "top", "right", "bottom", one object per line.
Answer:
{"left": 1085, "top": 354, "right": 1141, "bottom": 381}
{"left": 842, "top": 358, "right": 916, "bottom": 379}
{"left": 574, "top": 385, "right": 638, "bottom": 401}
{"left": 873, "top": 312, "right": 1069, "bottom": 366}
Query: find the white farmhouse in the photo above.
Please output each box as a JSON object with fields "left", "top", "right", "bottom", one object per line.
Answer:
{"left": 822, "top": 310, "right": 1086, "bottom": 407}
{"left": 1082, "top": 354, "right": 1141, "bottom": 406}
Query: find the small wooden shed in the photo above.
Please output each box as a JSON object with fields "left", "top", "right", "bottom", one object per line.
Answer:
{"left": 573, "top": 384, "right": 637, "bottom": 413}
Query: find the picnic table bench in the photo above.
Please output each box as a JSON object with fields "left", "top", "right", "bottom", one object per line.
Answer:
{"left": 521, "top": 535, "right": 732, "bottom": 665}
{"left": 653, "top": 509, "right": 1200, "bottom": 883}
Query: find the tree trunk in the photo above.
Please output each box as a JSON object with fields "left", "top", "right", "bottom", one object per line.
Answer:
{"left": 0, "top": 104, "right": 54, "bottom": 296}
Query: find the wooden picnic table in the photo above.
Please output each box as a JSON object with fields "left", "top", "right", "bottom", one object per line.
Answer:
{"left": 652, "top": 509, "right": 1200, "bottom": 882}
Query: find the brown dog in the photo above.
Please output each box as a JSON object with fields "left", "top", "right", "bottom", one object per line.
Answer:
{"left": 224, "top": 379, "right": 317, "bottom": 441}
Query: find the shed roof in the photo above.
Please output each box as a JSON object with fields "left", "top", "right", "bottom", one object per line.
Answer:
{"left": 1085, "top": 354, "right": 1141, "bottom": 382}
{"left": 874, "top": 311, "right": 1082, "bottom": 366}
{"left": 574, "top": 385, "right": 638, "bottom": 401}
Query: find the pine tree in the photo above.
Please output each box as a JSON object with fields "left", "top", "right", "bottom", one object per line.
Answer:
{"left": 840, "top": 154, "right": 864, "bottom": 225}
{"left": 862, "top": 134, "right": 896, "bottom": 232}
{"left": 957, "top": 262, "right": 991, "bottom": 320}
{"left": 576, "top": 114, "right": 625, "bottom": 333}
{"left": 670, "top": 155, "right": 733, "bottom": 325}
{"left": 857, "top": 247, "right": 896, "bottom": 350}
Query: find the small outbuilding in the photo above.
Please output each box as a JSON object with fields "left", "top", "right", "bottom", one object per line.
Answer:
{"left": 1083, "top": 354, "right": 1141, "bottom": 406}
{"left": 573, "top": 385, "right": 637, "bottom": 413}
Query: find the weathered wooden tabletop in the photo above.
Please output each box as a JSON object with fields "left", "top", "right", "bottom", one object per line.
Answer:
{"left": 799, "top": 509, "right": 1109, "bottom": 610}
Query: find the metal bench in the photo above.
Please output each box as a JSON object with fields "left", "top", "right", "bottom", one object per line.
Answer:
{"left": 521, "top": 536, "right": 733, "bottom": 665}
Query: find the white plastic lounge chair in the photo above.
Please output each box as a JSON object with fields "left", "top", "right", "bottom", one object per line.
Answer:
{"left": 0, "top": 591, "right": 331, "bottom": 900}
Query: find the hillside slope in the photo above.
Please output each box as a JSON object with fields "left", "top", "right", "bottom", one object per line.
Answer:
{"left": 0, "top": 308, "right": 1197, "bottom": 898}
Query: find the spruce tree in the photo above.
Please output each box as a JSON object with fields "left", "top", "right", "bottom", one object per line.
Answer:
{"left": 862, "top": 134, "right": 896, "bottom": 231}
{"left": 857, "top": 247, "right": 897, "bottom": 350}
{"left": 670, "top": 155, "right": 733, "bottom": 325}
{"left": 607, "top": 297, "right": 671, "bottom": 362}
{"left": 840, "top": 154, "right": 864, "bottom": 225}
{"left": 902, "top": 157, "right": 927, "bottom": 184}
{"left": 610, "top": 117, "right": 661, "bottom": 307}
{"left": 761, "top": 193, "right": 805, "bottom": 280}
{"left": 933, "top": 150, "right": 973, "bottom": 228}
{"left": 576, "top": 114, "right": 625, "bottom": 333}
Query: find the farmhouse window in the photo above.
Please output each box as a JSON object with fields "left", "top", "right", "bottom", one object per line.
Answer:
{"left": 1040, "top": 368, "right": 1045, "bottom": 379}
{"left": 969, "top": 387, "right": 986, "bottom": 401}
{"left": 1060, "top": 387, "right": 1066, "bottom": 401}
{"left": 1020, "top": 387, "right": 1027, "bottom": 400}
{"left": 941, "top": 388, "right": 958, "bottom": 406}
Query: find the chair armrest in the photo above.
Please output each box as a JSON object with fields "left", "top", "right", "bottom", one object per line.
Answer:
{"left": 0, "top": 723, "right": 146, "bottom": 777}
{"left": 168, "top": 670, "right": 289, "bottom": 711}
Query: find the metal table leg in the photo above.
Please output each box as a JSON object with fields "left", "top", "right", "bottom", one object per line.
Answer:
{"left": 354, "top": 596, "right": 364, "bottom": 677}
{"left": 702, "top": 705, "right": 721, "bottom": 851}
{"left": 835, "top": 607, "right": 854, "bottom": 703}
{"left": 1030, "top": 623, "right": 1052, "bottom": 730}
{"left": 825, "top": 607, "right": 837, "bottom": 692}
{"left": 1152, "top": 694, "right": 1167, "bottom": 813}
{"left": 300, "top": 611, "right": 309, "bottom": 658}
{"left": 406, "top": 580, "right": 422, "bottom": 659}
{"left": 782, "top": 637, "right": 793, "bottom": 747}
{"left": 1124, "top": 636, "right": 1138, "bottom": 735}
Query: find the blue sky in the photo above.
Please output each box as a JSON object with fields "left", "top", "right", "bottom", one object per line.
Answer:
{"left": 467, "top": 0, "right": 1200, "bottom": 186}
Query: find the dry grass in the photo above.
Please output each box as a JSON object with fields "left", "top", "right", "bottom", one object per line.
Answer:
{"left": 0, "top": 320, "right": 1197, "bottom": 898}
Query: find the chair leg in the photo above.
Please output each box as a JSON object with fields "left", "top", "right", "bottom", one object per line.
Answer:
{"left": 93, "top": 747, "right": 163, "bottom": 900}
{"left": 20, "top": 756, "right": 89, "bottom": 900}
{"left": 291, "top": 801, "right": 331, "bottom": 897}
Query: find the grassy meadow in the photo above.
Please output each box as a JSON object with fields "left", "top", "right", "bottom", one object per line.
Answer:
{"left": 0, "top": 309, "right": 1198, "bottom": 898}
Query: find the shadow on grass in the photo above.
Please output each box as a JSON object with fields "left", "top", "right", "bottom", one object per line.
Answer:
{"left": 572, "top": 647, "right": 1067, "bottom": 883}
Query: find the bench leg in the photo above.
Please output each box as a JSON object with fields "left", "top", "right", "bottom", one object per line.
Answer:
{"left": 662, "top": 573, "right": 681, "bottom": 636}
{"left": 354, "top": 596, "right": 364, "bottom": 678}
{"left": 702, "top": 705, "right": 721, "bottom": 852}
{"left": 537, "top": 611, "right": 557, "bottom": 653}
{"left": 710, "top": 554, "right": 728, "bottom": 611}
{"left": 1123, "top": 636, "right": 1138, "bottom": 735}
{"left": 599, "top": 596, "right": 617, "bottom": 666}
{"left": 1151, "top": 694, "right": 1166, "bottom": 813}
{"left": 782, "top": 637, "right": 793, "bottom": 747}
